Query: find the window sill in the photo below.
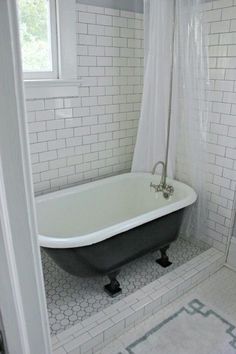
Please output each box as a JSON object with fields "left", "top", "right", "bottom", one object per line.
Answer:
{"left": 24, "top": 79, "right": 82, "bottom": 100}
{"left": 24, "top": 79, "right": 82, "bottom": 88}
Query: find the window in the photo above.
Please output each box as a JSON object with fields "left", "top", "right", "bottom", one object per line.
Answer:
{"left": 18, "top": 0, "right": 77, "bottom": 89}
{"left": 18, "top": 0, "right": 58, "bottom": 79}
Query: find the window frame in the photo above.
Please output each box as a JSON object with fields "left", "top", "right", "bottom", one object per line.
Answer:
{"left": 22, "top": 0, "right": 78, "bottom": 92}
{"left": 22, "top": 0, "right": 59, "bottom": 80}
{"left": 0, "top": 1, "right": 52, "bottom": 353}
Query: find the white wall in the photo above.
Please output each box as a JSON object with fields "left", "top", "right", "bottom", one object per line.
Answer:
{"left": 227, "top": 235, "right": 236, "bottom": 267}
{"left": 26, "top": 3, "right": 144, "bottom": 194}
{"left": 227, "top": 198, "right": 235, "bottom": 266}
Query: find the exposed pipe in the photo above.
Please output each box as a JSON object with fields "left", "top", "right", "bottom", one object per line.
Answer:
{"left": 164, "top": 0, "right": 177, "bottom": 184}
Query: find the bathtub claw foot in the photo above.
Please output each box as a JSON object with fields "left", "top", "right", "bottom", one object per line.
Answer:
{"left": 156, "top": 245, "right": 172, "bottom": 268}
{"left": 104, "top": 273, "right": 122, "bottom": 297}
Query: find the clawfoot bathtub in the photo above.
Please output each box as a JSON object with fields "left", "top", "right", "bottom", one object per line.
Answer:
{"left": 36, "top": 173, "right": 197, "bottom": 297}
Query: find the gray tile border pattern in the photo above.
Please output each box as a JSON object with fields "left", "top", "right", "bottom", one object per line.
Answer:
{"left": 125, "top": 298, "right": 236, "bottom": 353}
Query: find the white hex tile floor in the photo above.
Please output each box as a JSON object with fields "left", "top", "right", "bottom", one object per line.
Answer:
{"left": 41, "top": 238, "right": 209, "bottom": 336}
{"left": 96, "top": 266, "right": 236, "bottom": 354}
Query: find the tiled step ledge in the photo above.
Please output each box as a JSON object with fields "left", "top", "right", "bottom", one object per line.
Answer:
{"left": 52, "top": 247, "right": 224, "bottom": 354}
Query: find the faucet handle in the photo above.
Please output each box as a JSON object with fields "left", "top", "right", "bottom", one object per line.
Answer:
{"left": 150, "top": 182, "right": 163, "bottom": 193}
{"left": 150, "top": 182, "right": 157, "bottom": 191}
{"left": 165, "top": 184, "right": 174, "bottom": 195}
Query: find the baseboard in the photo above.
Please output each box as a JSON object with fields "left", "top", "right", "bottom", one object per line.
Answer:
{"left": 225, "top": 263, "right": 236, "bottom": 272}
{"left": 227, "top": 237, "right": 236, "bottom": 269}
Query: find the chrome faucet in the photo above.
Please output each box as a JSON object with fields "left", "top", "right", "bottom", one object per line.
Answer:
{"left": 150, "top": 161, "right": 174, "bottom": 199}
{"left": 152, "top": 161, "right": 166, "bottom": 186}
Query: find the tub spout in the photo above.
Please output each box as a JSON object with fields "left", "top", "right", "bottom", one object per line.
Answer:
{"left": 152, "top": 161, "right": 166, "bottom": 186}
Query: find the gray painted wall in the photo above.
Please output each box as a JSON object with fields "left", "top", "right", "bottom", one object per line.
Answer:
{"left": 77, "top": 0, "right": 144, "bottom": 13}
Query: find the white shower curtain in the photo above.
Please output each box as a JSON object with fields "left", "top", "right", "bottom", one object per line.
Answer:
{"left": 132, "top": 0, "right": 176, "bottom": 177}
{"left": 132, "top": 0, "right": 209, "bottom": 240}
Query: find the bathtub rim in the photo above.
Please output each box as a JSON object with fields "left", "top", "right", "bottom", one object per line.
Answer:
{"left": 36, "top": 173, "right": 197, "bottom": 248}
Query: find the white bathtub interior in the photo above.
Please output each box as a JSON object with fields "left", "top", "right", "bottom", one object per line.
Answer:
{"left": 37, "top": 173, "right": 196, "bottom": 247}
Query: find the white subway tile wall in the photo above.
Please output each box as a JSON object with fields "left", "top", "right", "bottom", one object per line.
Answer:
{"left": 200, "top": 0, "right": 236, "bottom": 252}
{"left": 26, "top": 3, "right": 144, "bottom": 195}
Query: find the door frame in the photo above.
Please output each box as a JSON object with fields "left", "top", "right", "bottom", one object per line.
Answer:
{"left": 0, "top": 1, "right": 52, "bottom": 353}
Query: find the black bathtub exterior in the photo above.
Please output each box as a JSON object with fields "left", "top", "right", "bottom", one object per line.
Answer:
{"left": 44, "top": 208, "right": 184, "bottom": 295}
